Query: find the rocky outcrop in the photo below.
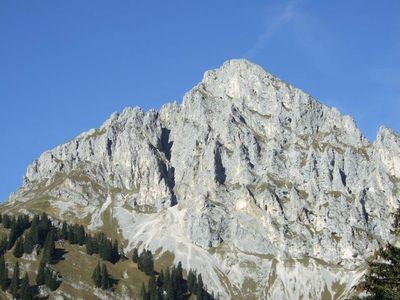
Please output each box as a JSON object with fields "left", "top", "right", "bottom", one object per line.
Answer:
{"left": 3, "top": 59, "right": 399, "bottom": 299}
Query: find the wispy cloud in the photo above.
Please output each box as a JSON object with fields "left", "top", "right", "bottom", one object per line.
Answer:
{"left": 243, "top": 0, "right": 334, "bottom": 70}
{"left": 244, "top": 0, "right": 302, "bottom": 58}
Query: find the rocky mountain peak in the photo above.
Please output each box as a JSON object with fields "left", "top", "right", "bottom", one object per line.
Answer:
{"left": 3, "top": 59, "right": 400, "bottom": 299}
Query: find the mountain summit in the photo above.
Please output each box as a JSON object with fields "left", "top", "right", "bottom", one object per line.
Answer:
{"left": 3, "top": 59, "right": 400, "bottom": 299}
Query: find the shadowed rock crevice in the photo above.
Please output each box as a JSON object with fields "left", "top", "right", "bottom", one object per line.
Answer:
{"left": 214, "top": 141, "right": 226, "bottom": 185}
{"left": 106, "top": 138, "right": 113, "bottom": 158}
{"left": 156, "top": 127, "right": 177, "bottom": 206}
{"left": 359, "top": 189, "right": 369, "bottom": 224}
{"left": 160, "top": 127, "right": 173, "bottom": 160}
{"left": 339, "top": 169, "right": 347, "bottom": 186}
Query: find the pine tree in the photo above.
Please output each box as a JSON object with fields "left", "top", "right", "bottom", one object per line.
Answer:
{"left": 30, "top": 215, "right": 40, "bottom": 246}
{"left": 148, "top": 273, "right": 157, "bottom": 300}
{"left": 23, "top": 232, "right": 34, "bottom": 254}
{"left": 36, "top": 260, "right": 46, "bottom": 285}
{"left": 138, "top": 250, "right": 154, "bottom": 275}
{"left": 112, "top": 239, "right": 120, "bottom": 263}
{"left": 7, "top": 223, "right": 18, "bottom": 250}
{"left": 42, "top": 230, "right": 56, "bottom": 264}
{"left": 0, "top": 256, "right": 8, "bottom": 291}
{"left": 2, "top": 214, "right": 11, "bottom": 228}
{"left": 164, "top": 268, "right": 174, "bottom": 300}
{"left": 362, "top": 244, "right": 400, "bottom": 299}
{"left": 157, "top": 269, "right": 164, "bottom": 288}
{"left": 86, "top": 235, "right": 98, "bottom": 255}
{"left": 16, "top": 214, "right": 30, "bottom": 233}
{"left": 132, "top": 248, "right": 139, "bottom": 263}
{"left": 44, "top": 267, "right": 60, "bottom": 291}
{"left": 360, "top": 208, "right": 400, "bottom": 299}
{"left": 38, "top": 213, "right": 50, "bottom": 246}
{"left": 67, "top": 224, "right": 77, "bottom": 244}
{"left": 9, "top": 262, "right": 20, "bottom": 298}
{"left": 13, "top": 237, "right": 24, "bottom": 258}
{"left": 92, "top": 262, "right": 101, "bottom": 288}
{"left": 20, "top": 273, "right": 33, "bottom": 300}
{"left": 170, "top": 265, "right": 178, "bottom": 299}
{"left": 187, "top": 269, "right": 196, "bottom": 293}
{"left": 61, "top": 221, "right": 68, "bottom": 240}
{"left": 197, "top": 273, "right": 204, "bottom": 298}
{"left": 175, "top": 261, "right": 185, "bottom": 297}
{"left": 100, "top": 238, "right": 112, "bottom": 262}
{"left": 77, "top": 225, "right": 85, "bottom": 245}
{"left": 0, "top": 238, "right": 8, "bottom": 255}
{"left": 101, "top": 264, "right": 110, "bottom": 289}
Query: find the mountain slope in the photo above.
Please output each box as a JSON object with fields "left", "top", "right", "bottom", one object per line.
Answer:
{"left": 2, "top": 59, "right": 400, "bottom": 299}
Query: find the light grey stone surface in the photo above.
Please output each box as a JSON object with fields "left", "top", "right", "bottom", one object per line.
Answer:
{"left": 4, "top": 59, "right": 399, "bottom": 299}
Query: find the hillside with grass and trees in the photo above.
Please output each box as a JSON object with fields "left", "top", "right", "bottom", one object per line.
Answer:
{"left": 0, "top": 212, "right": 215, "bottom": 299}
{"left": 354, "top": 208, "right": 400, "bottom": 300}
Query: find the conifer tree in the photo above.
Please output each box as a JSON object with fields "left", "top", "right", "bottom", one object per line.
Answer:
{"left": 362, "top": 244, "right": 400, "bottom": 299}
{"left": 0, "top": 238, "right": 8, "bottom": 255}
{"left": 0, "top": 255, "right": 8, "bottom": 291}
{"left": 360, "top": 208, "right": 400, "bottom": 299}
{"left": 23, "top": 232, "right": 34, "bottom": 254}
{"left": 187, "top": 269, "right": 196, "bottom": 293}
{"left": 175, "top": 261, "right": 184, "bottom": 298}
{"left": 42, "top": 230, "right": 56, "bottom": 264}
{"left": 2, "top": 214, "right": 11, "bottom": 228}
{"left": 38, "top": 213, "right": 50, "bottom": 246}
{"left": 157, "top": 269, "right": 164, "bottom": 288}
{"left": 101, "top": 264, "right": 111, "bottom": 289}
{"left": 36, "top": 260, "right": 46, "bottom": 285}
{"left": 138, "top": 250, "right": 154, "bottom": 275}
{"left": 132, "top": 248, "right": 139, "bottom": 263}
{"left": 197, "top": 273, "right": 204, "bottom": 298}
{"left": 61, "top": 221, "right": 68, "bottom": 240}
{"left": 30, "top": 215, "right": 40, "bottom": 246}
{"left": 164, "top": 268, "right": 174, "bottom": 300}
{"left": 7, "top": 224, "right": 18, "bottom": 250}
{"left": 20, "top": 273, "right": 32, "bottom": 300}
{"left": 92, "top": 262, "right": 101, "bottom": 288}
{"left": 100, "top": 238, "right": 112, "bottom": 262}
{"left": 112, "top": 239, "right": 120, "bottom": 263}
{"left": 9, "top": 262, "right": 20, "bottom": 298}
{"left": 148, "top": 273, "right": 157, "bottom": 300}
{"left": 45, "top": 267, "right": 61, "bottom": 291}
{"left": 86, "top": 235, "right": 98, "bottom": 255}
{"left": 77, "top": 225, "right": 85, "bottom": 245}
{"left": 13, "top": 237, "right": 24, "bottom": 258}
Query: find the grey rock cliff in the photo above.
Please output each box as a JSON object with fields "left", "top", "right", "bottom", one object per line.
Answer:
{"left": 4, "top": 59, "right": 399, "bottom": 299}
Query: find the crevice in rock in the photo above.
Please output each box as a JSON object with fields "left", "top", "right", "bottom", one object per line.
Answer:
{"left": 359, "top": 189, "right": 369, "bottom": 224}
{"left": 155, "top": 127, "right": 177, "bottom": 207}
{"left": 160, "top": 127, "right": 173, "bottom": 160}
{"left": 214, "top": 141, "right": 226, "bottom": 185}
{"left": 106, "top": 138, "right": 113, "bottom": 158}
{"left": 339, "top": 169, "right": 347, "bottom": 187}
{"left": 274, "top": 194, "right": 286, "bottom": 219}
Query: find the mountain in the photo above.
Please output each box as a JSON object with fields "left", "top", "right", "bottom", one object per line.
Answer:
{"left": 2, "top": 59, "right": 399, "bottom": 299}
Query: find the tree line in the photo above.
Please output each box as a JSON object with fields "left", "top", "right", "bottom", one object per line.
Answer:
{"left": 0, "top": 213, "right": 61, "bottom": 299}
{"left": 357, "top": 208, "right": 400, "bottom": 299}
{"left": 133, "top": 249, "right": 215, "bottom": 300}
{"left": 0, "top": 212, "right": 215, "bottom": 299}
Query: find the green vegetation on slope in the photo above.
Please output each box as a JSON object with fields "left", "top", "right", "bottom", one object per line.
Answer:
{"left": 0, "top": 213, "right": 214, "bottom": 299}
{"left": 354, "top": 208, "right": 400, "bottom": 300}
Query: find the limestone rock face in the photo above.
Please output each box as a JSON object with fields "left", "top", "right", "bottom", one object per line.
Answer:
{"left": 4, "top": 59, "right": 400, "bottom": 299}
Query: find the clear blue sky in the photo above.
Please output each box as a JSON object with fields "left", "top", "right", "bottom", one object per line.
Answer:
{"left": 0, "top": 0, "right": 399, "bottom": 202}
